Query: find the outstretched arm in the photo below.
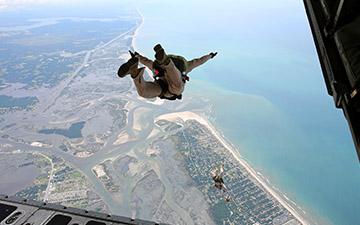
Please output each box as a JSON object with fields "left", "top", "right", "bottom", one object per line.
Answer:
{"left": 186, "top": 52, "right": 217, "bottom": 73}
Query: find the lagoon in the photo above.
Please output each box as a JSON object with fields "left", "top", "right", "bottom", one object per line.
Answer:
{"left": 39, "top": 121, "right": 86, "bottom": 139}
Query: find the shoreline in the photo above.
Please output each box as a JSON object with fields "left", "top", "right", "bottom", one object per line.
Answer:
{"left": 132, "top": 9, "right": 308, "bottom": 225}
{"left": 131, "top": 8, "right": 143, "bottom": 55}
{"left": 130, "top": 10, "right": 164, "bottom": 106}
{"left": 155, "top": 111, "right": 309, "bottom": 225}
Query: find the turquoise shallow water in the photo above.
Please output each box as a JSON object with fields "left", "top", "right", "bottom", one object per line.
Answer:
{"left": 187, "top": 80, "right": 359, "bottom": 225}
{"left": 131, "top": 0, "right": 360, "bottom": 224}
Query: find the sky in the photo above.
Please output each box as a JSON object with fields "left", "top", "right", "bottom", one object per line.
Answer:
{"left": 0, "top": 0, "right": 126, "bottom": 8}
{"left": 0, "top": 0, "right": 62, "bottom": 9}
{"left": 0, "top": 0, "right": 297, "bottom": 10}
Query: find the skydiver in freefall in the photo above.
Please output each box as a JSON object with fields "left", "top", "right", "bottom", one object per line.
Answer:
{"left": 211, "top": 164, "right": 231, "bottom": 202}
{"left": 117, "top": 44, "right": 217, "bottom": 101}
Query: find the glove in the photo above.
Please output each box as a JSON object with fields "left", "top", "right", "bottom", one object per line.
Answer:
{"left": 129, "top": 50, "right": 139, "bottom": 58}
{"left": 210, "top": 52, "right": 218, "bottom": 58}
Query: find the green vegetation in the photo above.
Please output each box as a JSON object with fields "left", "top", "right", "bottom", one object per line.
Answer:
{"left": 0, "top": 95, "right": 38, "bottom": 112}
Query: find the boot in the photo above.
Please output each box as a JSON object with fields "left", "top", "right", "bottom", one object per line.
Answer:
{"left": 117, "top": 57, "right": 139, "bottom": 78}
{"left": 153, "top": 44, "right": 170, "bottom": 65}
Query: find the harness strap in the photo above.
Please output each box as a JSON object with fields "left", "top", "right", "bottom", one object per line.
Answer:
{"left": 155, "top": 79, "right": 182, "bottom": 101}
{"left": 152, "top": 56, "right": 189, "bottom": 101}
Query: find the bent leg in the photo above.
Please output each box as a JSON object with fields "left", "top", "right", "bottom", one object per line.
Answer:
{"left": 162, "top": 60, "right": 184, "bottom": 95}
{"left": 132, "top": 68, "right": 162, "bottom": 98}
{"left": 137, "top": 54, "right": 154, "bottom": 70}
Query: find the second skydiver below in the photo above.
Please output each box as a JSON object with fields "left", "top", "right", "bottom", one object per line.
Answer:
{"left": 211, "top": 164, "right": 231, "bottom": 202}
{"left": 117, "top": 44, "right": 217, "bottom": 101}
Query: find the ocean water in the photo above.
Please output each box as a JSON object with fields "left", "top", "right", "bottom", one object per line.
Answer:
{"left": 130, "top": 0, "right": 360, "bottom": 225}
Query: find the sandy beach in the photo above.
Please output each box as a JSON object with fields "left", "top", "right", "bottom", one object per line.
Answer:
{"left": 155, "top": 111, "right": 309, "bottom": 225}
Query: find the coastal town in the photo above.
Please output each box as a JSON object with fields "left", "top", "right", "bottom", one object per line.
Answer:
{"left": 172, "top": 119, "right": 302, "bottom": 225}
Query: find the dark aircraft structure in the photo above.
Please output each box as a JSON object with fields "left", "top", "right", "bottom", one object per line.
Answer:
{"left": 303, "top": 0, "right": 360, "bottom": 160}
{"left": 0, "top": 195, "right": 163, "bottom": 225}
